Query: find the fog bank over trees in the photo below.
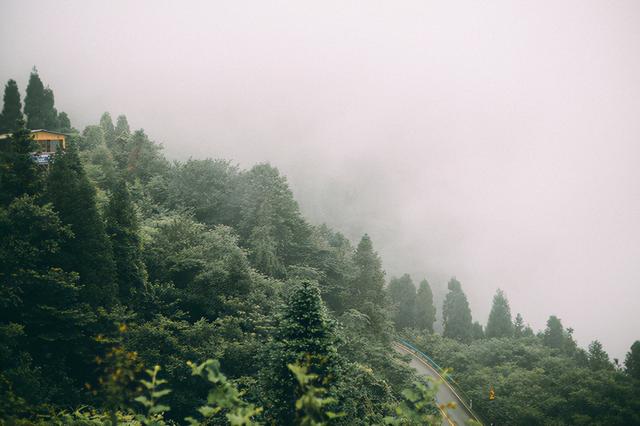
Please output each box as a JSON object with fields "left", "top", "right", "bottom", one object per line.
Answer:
{"left": 2, "top": 0, "right": 639, "bottom": 359}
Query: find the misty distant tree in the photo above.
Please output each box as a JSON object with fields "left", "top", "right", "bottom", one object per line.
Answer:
{"left": 24, "top": 68, "right": 47, "bottom": 129}
{"left": 485, "top": 289, "right": 513, "bottom": 338}
{"left": 105, "top": 179, "right": 147, "bottom": 302}
{"left": 57, "top": 111, "right": 71, "bottom": 132}
{"left": 45, "top": 145, "right": 117, "bottom": 306}
{"left": 0, "top": 121, "right": 41, "bottom": 206}
{"left": 388, "top": 274, "right": 416, "bottom": 330}
{"left": 42, "top": 87, "right": 59, "bottom": 129}
{"left": 513, "top": 313, "right": 525, "bottom": 337}
{"left": 587, "top": 340, "right": 612, "bottom": 371}
{"left": 350, "top": 234, "right": 388, "bottom": 334}
{"left": 543, "top": 315, "right": 564, "bottom": 350}
{"left": 81, "top": 125, "right": 105, "bottom": 150}
{"left": 471, "top": 321, "right": 484, "bottom": 340}
{"left": 115, "top": 114, "right": 130, "bottom": 137}
{"left": 100, "top": 112, "right": 115, "bottom": 146}
{"left": 442, "top": 278, "right": 473, "bottom": 343}
{"left": 624, "top": 341, "right": 640, "bottom": 380}
{"left": 0, "top": 79, "right": 23, "bottom": 133}
{"left": 414, "top": 278, "right": 436, "bottom": 333}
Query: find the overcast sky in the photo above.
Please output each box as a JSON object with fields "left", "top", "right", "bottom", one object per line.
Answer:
{"left": 2, "top": 0, "right": 639, "bottom": 359}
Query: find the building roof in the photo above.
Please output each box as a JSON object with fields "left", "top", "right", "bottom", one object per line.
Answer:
{"left": 0, "top": 129, "right": 70, "bottom": 139}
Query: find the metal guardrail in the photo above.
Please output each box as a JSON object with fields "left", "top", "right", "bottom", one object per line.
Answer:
{"left": 396, "top": 339, "right": 486, "bottom": 425}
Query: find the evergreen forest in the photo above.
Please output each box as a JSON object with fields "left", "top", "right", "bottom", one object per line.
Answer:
{"left": 1, "top": 70, "right": 639, "bottom": 426}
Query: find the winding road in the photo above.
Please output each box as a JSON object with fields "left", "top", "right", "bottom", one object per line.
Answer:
{"left": 394, "top": 342, "right": 481, "bottom": 426}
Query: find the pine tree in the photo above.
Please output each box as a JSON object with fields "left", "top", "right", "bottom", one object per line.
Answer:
{"left": 115, "top": 114, "right": 130, "bottom": 137}
{"left": 485, "top": 289, "right": 513, "bottom": 338}
{"left": 261, "top": 279, "right": 340, "bottom": 425}
{"left": 350, "top": 234, "right": 388, "bottom": 334}
{"left": 0, "top": 195, "right": 97, "bottom": 405}
{"left": 45, "top": 145, "right": 117, "bottom": 306}
{"left": 625, "top": 341, "right": 640, "bottom": 380}
{"left": 388, "top": 274, "right": 416, "bottom": 330}
{"left": 57, "top": 111, "right": 71, "bottom": 132}
{"left": 415, "top": 278, "right": 437, "bottom": 333}
{"left": 24, "top": 68, "right": 47, "bottom": 129}
{"left": 543, "top": 315, "right": 564, "bottom": 350}
{"left": 100, "top": 112, "right": 115, "bottom": 146}
{"left": 471, "top": 321, "right": 485, "bottom": 340}
{"left": 0, "top": 79, "right": 23, "bottom": 132}
{"left": 42, "top": 87, "right": 59, "bottom": 129}
{"left": 105, "top": 179, "right": 147, "bottom": 303}
{"left": 513, "top": 313, "right": 525, "bottom": 337}
{"left": 0, "top": 121, "right": 41, "bottom": 206}
{"left": 587, "top": 340, "right": 612, "bottom": 371}
{"left": 442, "top": 278, "right": 473, "bottom": 343}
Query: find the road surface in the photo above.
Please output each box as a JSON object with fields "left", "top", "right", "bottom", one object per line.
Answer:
{"left": 394, "top": 342, "right": 480, "bottom": 426}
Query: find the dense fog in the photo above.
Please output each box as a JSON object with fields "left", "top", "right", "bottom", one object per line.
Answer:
{"left": 2, "top": 0, "right": 639, "bottom": 359}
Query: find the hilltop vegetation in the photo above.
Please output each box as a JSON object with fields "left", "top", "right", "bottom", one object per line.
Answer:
{"left": 1, "top": 70, "right": 639, "bottom": 425}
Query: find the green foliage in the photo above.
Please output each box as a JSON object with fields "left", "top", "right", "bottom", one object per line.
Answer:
{"left": 349, "top": 234, "right": 389, "bottom": 335}
{"left": 383, "top": 379, "right": 442, "bottom": 426}
{"left": 45, "top": 145, "right": 118, "bottom": 306}
{"left": 485, "top": 289, "right": 513, "bottom": 339}
{"left": 388, "top": 274, "right": 416, "bottom": 330}
{"left": 135, "top": 365, "right": 171, "bottom": 425}
{"left": 105, "top": 179, "right": 147, "bottom": 302}
{"left": 0, "top": 121, "right": 41, "bottom": 206}
{"left": 24, "top": 68, "right": 47, "bottom": 130}
{"left": 543, "top": 315, "right": 564, "bottom": 350}
{"left": 288, "top": 362, "right": 343, "bottom": 426}
{"left": 0, "top": 79, "right": 23, "bottom": 132}
{"left": 186, "top": 359, "right": 261, "bottom": 426}
{"left": 414, "top": 279, "right": 436, "bottom": 333}
{"left": 442, "top": 278, "right": 472, "bottom": 343}
{"left": 625, "top": 340, "right": 640, "bottom": 380}
{"left": 411, "top": 332, "right": 640, "bottom": 425}
{"left": 260, "top": 280, "right": 340, "bottom": 424}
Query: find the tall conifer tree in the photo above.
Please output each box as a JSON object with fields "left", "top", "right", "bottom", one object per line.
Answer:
{"left": 0, "top": 79, "right": 23, "bottom": 132}
{"left": 261, "top": 279, "right": 339, "bottom": 425}
{"left": 0, "top": 121, "right": 41, "bottom": 206}
{"left": 415, "top": 278, "right": 437, "bottom": 333}
{"left": 350, "top": 234, "right": 388, "bottom": 334}
{"left": 45, "top": 145, "right": 117, "bottom": 306}
{"left": 24, "top": 68, "right": 46, "bottom": 129}
{"left": 485, "top": 289, "right": 513, "bottom": 338}
{"left": 442, "top": 278, "right": 473, "bottom": 343}
{"left": 105, "top": 179, "right": 146, "bottom": 302}
{"left": 388, "top": 274, "right": 416, "bottom": 330}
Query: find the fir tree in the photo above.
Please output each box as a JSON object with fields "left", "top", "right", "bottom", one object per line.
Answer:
{"left": 513, "top": 313, "right": 525, "bottom": 337}
{"left": 442, "top": 278, "right": 473, "bottom": 343}
{"left": 57, "top": 111, "right": 71, "bottom": 132}
{"left": 471, "top": 321, "right": 485, "bottom": 340}
{"left": 100, "top": 112, "right": 115, "bottom": 146}
{"left": 105, "top": 179, "right": 147, "bottom": 302}
{"left": 115, "top": 114, "right": 130, "bottom": 137}
{"left": 485, "top": 289, "right": 513, "bottom": 338}
{"left": 625, "top": 341, "right": 640, "bottom": 380}
{"left": 45, "top": 145, "right": 117, "bottom": 306}
{"left": 42, "top": 87, "right": 58, "bottom": 129}
{"left": 415, "top": 278, "right": 437, "bottom": 333}
{"left": 388, "top": 274, "right": 416, "bottom": 330}
{"left": 261, "top": 279, "right": 340, "bottom": 425}
{"left": 350, "top": 234, "right": 388, "bottom": 334}
{"left": 543, "top": 315, "right": 564, "bottom": 350}
{"left": 24, "top": 68, "right": 47, "bottom": 129}
{"left": 587, "top": 340, "right": 612, "bottom": 371}
{"left": 0, "top": 121, "right": 41, "bottom": 206}
{"left": 0, "top": 79, "right": 23, "bottom": 132}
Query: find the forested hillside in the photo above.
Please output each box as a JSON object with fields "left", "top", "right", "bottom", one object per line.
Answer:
{"left": 1, "top": 70, "right": 639, "bottom": 425}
